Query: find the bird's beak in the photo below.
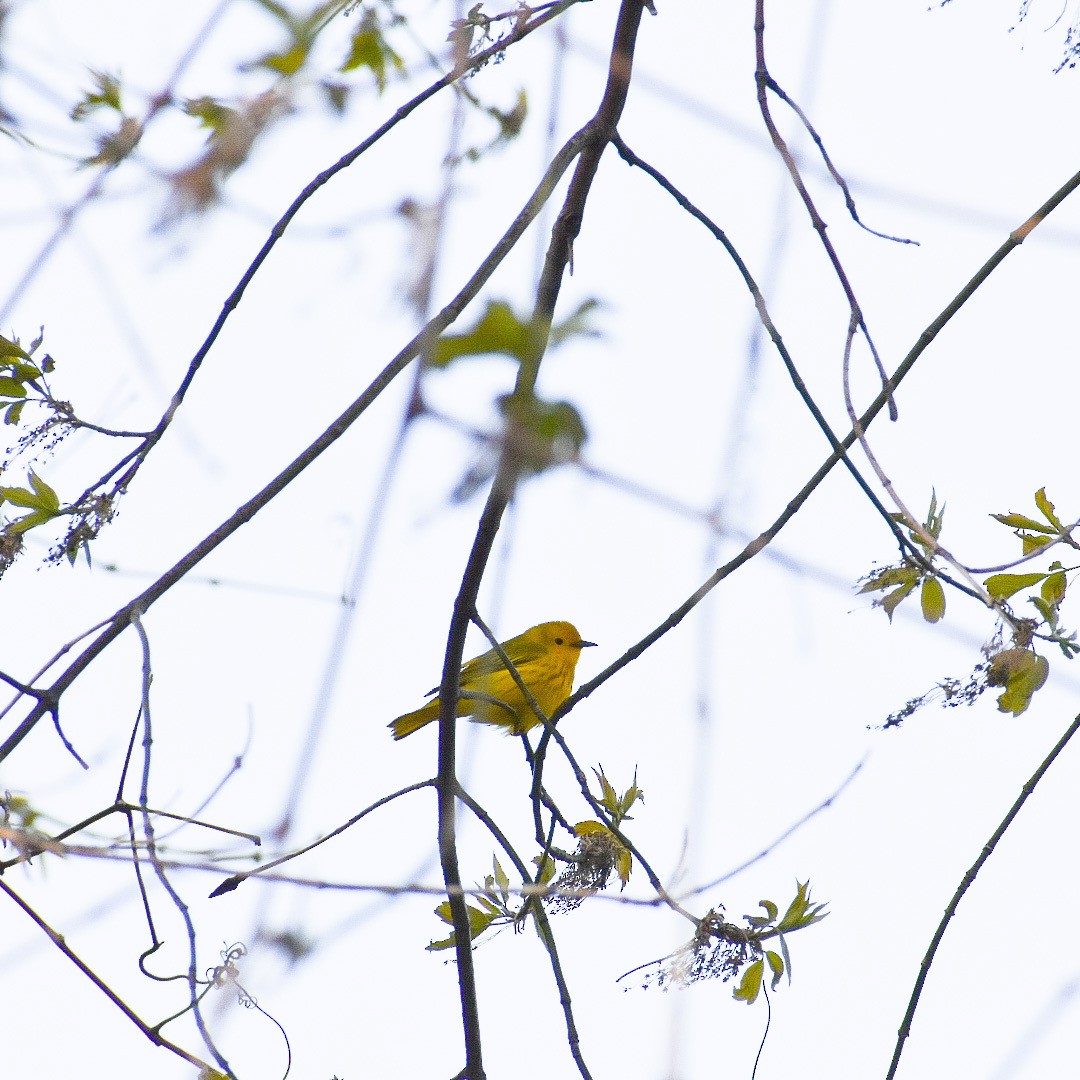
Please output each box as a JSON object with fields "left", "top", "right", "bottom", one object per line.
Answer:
{"left": 576, "top": 639, "right": 597, "bottom": 649}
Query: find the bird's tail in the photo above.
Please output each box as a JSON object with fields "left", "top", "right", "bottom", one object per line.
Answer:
{"left": 388, "top": 699, "right": 439, "bottom": 740}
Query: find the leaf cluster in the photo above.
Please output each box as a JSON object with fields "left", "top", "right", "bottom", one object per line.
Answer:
{"left": 870, "top": 488, "right": 1080, "bottom": 723}
{"left": 624, "top": 882, "right": 827, "bottom": 1005}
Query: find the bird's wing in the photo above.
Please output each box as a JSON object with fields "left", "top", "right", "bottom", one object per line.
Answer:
{"left": 424, "top": 632, "right": 545, "bottom": 695}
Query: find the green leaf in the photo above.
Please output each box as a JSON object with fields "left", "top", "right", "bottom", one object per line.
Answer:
{"left": 991, "top": 512, "right": 1056, "bottom": 534}
{"left": 0, "top": 377, "right": 27, "bottom": 399}
{"left": 430, "top": 300, "right": 531, "bottom": 367}
{"left": 7, "top": 509, "right": 57, "bottom": 535}
{"left": 341, "top": 10, "right": 405, "bottom": 91}
{"left": 733, "top": 959, "right": 763, "bottom": 1003}
{"left": 984, "top": 572, "right": 1047, "bottom": 600}
{"left": 1030, "top": 596, "right": 1056, "bottom": 624}
{"left": 858, "top": 565, "right": 918, "bottom": 594}
{"left": 987, "top": 649, "right": 1050, "bottom": 716}
{"left": 497, "top": 393, "right": 588, "bottom": 469}
{"left": 593, "top": 767, "right": 618, "bottom": 811}
{"left": 533, "top": 853, "right": 557, "bottom": 887}
{"left": 778, "top": 932, "right": 793, "bottom": 984}
{"left": 765, "top": 949, "right": 784, "bottom": 990}
{"left": 777, "top": 881, "right": 828, "bottom": 932}
{"left": 920, "top": 577, "right": 946, "bottom": 623}
{"left": 0, "top": 485, "right": 41, "bottom": 509}
{"left": 881, "top": 579, "right": 918, "bottom": 621}
{"left": 426, "top": 899, "right": 501, "bottom": 950}
{"left": 4, "top": 401, "right": 26, "bottom": 426}
{"left": 1035, "top": 487, "right": 1063, "bottom": 531}
{"left": 71, "top": 71, "right": 123, "bottom": 121}
{"left": 924, "top": 490, "right": 946, "bottom": 541}
{"left": 549, "top": 298, "right": 603, "bottom": 348}
{"left": 492, "top": 856, "right": 510, "bottom": 903}
{"left": 10, "top": 362, "right": 42, "bottom": 381}
{"left": 1042, "top": 569, "right": 1067, "bottom": 606}
{"left": 29, "top": 470, "right": 60, "bottom": 512}
{"left": 0, "top": 334, "right": 31, "bottom": 361}
{"left": 260, "top": 42, "right": 310, "bottom": 76}
{"left": 1021, "top": 534, "right": 1054, "bottom": 556}
{"left": 182, "top": 96, "right": 235, "bottom": 132}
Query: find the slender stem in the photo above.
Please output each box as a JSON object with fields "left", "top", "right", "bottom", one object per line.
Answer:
{"left": 885, "top": 712, "right": 1080, "bottom": 1079}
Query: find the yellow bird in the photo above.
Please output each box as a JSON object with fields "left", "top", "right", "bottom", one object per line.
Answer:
{"left": 389, "top": 621, "right": 596, "bottom": 740}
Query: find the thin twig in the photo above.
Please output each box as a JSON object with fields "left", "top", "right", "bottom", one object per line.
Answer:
{"left": 764, "top": 77, "right": 917, "bottom": 246}
{"left": 0, "top": 878, "right": 215, "bottom": 1074}
{"left": 885, "top": 712, "right": 1080, "bottom": 1080}
{"left": 754, "top": 0, "right": 896, "bottom": 418}
{"left": 454, "top": 783, "right": 593, "bottom": 1080}
{"left": 209, "top": 779, "right": 434, "bottom": 897}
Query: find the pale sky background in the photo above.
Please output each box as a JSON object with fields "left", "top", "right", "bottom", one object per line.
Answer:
{"left": 3, "top": 1, "right": 1080, "bottom": 1078}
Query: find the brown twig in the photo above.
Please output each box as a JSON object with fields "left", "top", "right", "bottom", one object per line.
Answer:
{"left": 754, "top": 0, "right": 896, "bottom": 419}
{"left": 432, "top": 6, "right": 653, "bottom": 1076}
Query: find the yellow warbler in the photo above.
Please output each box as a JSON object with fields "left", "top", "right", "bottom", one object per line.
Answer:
{"left": 389, "top": 621, "right": 596, "bottom": 740}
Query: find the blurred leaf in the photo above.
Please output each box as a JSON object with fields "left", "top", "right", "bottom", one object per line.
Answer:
{"left": 550, "top": 297, "right": 603, "bottom": 348}
{"left": 70, "top": 70, "right": 123, "bottom": 121}
{"left": 431, "top": 300, "right": 531, "bottom": 366}
{"left": 183, "top": 96, "right": 236, "bottom": 133}
{"left": 320, "top": 80, "right": 350, "bottom": 114}
{"left": 341, "top": 10, "right": 405, "bottom": 91}
{"left": 247, "top": 0, "right": 345, "bottom": 77}
{"left": 432, "top": 297, "right": 602, "bottom": 368}
{"left": 499, "top": 392, "right": 587, "bottom": 470}
{"left": 485, "top": 89, "right": 528, "bottom": 144}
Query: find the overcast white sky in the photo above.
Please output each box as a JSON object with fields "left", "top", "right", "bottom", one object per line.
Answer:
{"left": 3, "top": 2, "right": 1080, "bottom": 1078}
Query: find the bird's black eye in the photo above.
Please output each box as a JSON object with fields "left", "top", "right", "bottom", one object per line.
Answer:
{"left": 555, "top": 637, "right": 564, "bottom": 645}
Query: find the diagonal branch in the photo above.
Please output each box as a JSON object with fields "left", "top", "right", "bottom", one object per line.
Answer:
{"left": 885, "top": 711, "right": 1080, "bottom": 1079}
